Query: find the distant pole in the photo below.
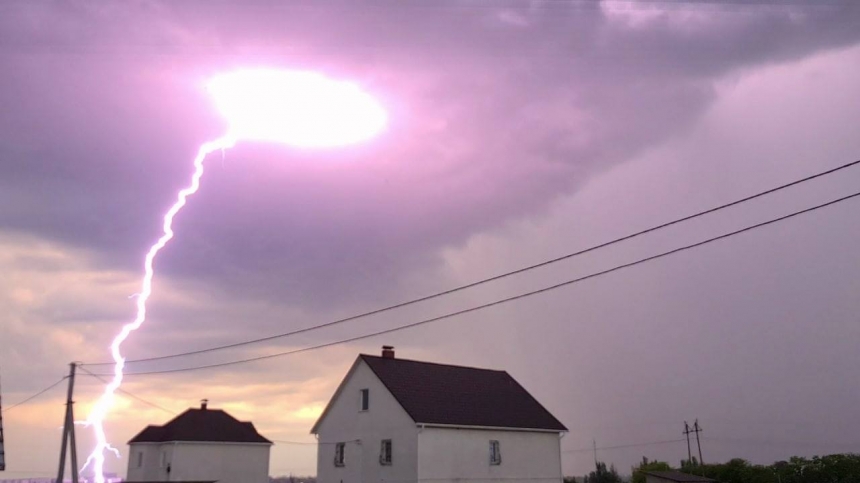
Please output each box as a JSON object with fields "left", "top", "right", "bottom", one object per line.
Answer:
{"left": 56, "top": 363, "right": 79, "bottom": 483}
{"left": 593, "top": 438, "right": 598, "bottom": 471}
{"left": 693, "top": 419, "right": 704, "bottom": 465}
{"left": 683, "top": 421, "right": 692, "bottom": 467}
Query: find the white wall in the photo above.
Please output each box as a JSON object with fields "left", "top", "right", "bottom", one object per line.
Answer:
{"left": 172, "top": 442, "right": 270, "bottom": 483}
{"left": 315, "top": 359, "right": 418, "bottom": 483}
{"left": 417, "top": 427, "right": 563, "bottom": 483}
{"left": 126, "top": 441, "right": 270, "bottom": 483}
{"left": 127, "top": 443, "right": 168, "bottom": 481}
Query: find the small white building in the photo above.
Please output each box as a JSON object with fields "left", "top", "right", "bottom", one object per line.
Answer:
{"left": 311, "top": 346, "right": 567, "bottom": 483}
{"left": 126, "top": 400, "right": 272, "bottom": 483}
{"left": 643, "top": 471, "right": 716, "bottom": 483}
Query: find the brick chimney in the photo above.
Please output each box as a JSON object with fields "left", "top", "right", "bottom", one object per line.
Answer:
{"left": 200, "top": 399, "right": 208, "bottom": 410}
{"left": 382, "top": 345, "right": 395, "bottom": 359}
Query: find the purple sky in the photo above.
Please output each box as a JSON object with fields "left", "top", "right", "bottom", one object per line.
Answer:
{"left": 1, "top": 0, "right": 860, "bottom": 478}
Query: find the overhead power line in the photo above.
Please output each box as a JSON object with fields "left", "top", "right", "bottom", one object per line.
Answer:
{"left": 1, "top": 377, "right": 67, "bottom": 413}
{"left": 272, "top": 439, "right": 360, "bottom": 446}
{"left": 83, "top": 158, "right": 860, "bottom": 367}
{"left": 87, "top": 189, "right": 860, "bottom": 377}
{"left": 76, "top": 366, "right": 177, "bottom": 416}
{"left": 564, "top": 438, "right": 687, "bottom": 453}
{"left": 78, "top": 369, "right": 350, "bottom": 444}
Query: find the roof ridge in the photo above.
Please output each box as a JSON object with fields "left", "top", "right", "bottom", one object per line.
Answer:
{"left": 359, "top": 354, "right": 507, "bottom": 373}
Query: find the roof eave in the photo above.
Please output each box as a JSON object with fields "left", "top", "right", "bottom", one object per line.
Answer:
{"left": 416, "top": 422, "right": 567, "bottom": 433}
{"left": 640, "top": 471, "right": 715, "bottom": 482}
{"left": 128, "top": 440, "right": 273, "bottom": 446}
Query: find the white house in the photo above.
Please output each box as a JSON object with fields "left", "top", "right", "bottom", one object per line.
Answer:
{"left": 126, "top": 400, "right": 272, "bottom": 483}
{"left": 311, "top": 346, "right": 567, "bottom": 483}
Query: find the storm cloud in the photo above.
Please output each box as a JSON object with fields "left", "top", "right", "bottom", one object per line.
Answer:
{"left": 1, "top": 0, "right": 859, "bottom": 478}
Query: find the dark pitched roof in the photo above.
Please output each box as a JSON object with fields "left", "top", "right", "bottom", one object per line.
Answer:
{"left": 643, "top": 471, "right": 716, "bottom": 482}
{"left": 125, "top": 481, "right": 216, "bottom": 483}
{"left": 359, "top": 355, "right": 567, "bottom": 431}
{"left": 128, "top": 408, "right": 271, "bottom": 444}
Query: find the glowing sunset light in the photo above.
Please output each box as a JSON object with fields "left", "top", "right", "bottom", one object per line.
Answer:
{"left": 208, "top": 69, "right": 388, "bottom": 147}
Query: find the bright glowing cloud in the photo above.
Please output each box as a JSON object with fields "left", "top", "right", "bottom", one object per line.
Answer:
{"left": 208, "top": 69, "right": 388, "bottom": 148}
{"left": 291, "top": 404, "right": 324, "bottom": 420}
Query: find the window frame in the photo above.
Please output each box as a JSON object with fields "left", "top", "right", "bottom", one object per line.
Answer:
{"left": 489, "top": 440, "right": 501, "bottom": 466}
{"left": 359, "top": 388, "right": 369, "bottom": 411}
{"left": 334, "top": 442, "right": 346, "bottom": 467}
{"left": 379, "top": 439, "right": 393, "bottom": 466}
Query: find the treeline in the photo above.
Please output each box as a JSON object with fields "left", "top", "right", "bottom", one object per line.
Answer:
{"left": 634, "top": 454, "right": 860, "bottom": 483}
{"left": 567, "top": 453, "right": 860, "bottom": 483}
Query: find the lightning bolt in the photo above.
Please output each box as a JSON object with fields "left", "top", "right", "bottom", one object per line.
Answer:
{"left": 80, "top": 68, "right": 387, "bottom": 483}
{"left": 84, "top": 135, "right": 236, "bottom": 483}
{"left": 81, "top": 443, "right": 121, "bottom": 473}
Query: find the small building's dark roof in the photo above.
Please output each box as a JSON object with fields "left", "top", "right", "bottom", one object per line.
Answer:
{"left": 125, "top": 481, "right": 216, "bottom": 483}
{"left": 643, "top": 470, "right": 716, "bottom": 482}
{"left": 128, "top": 407, "right": 271, "bottom": 444}
{"left": 359, "top": 354, "right": 567, "bottom": 431}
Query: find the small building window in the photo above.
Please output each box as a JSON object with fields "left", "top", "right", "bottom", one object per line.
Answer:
{"left": 360, "top": 388, "right": 369, "bottom": 411}
{"left": 334, "top": 442, "right": 345, "bottom": 467}
{"left": 136, "top": 451, "right": 143, "bottom": 468}
{"left": 160, "top": 450, "right": 168, "bottom": 468}
{"left": 379, "top": 439, "right": 392, "bottom": 465}
{"left": 489, "top": 440, "right": 501, "bottom": 465}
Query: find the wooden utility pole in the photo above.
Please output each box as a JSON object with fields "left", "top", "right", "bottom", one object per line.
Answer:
{"left": 0, "top": 369, "right": 6, "bottom": 471}
{"left": 56, "top": 363, "right": 79, "bottom": 483}
{"left": 683, "top": 421, "right": 693, "bottom": 466}
{"left": 693, "top": 419, "right": 704, "bottom": 465}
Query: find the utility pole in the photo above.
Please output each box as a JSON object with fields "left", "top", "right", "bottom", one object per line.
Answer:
{"left": 693, "top": 419, "right": 704, "bottom": 465}
{"left": 56, "top": 363, "right": 79, "bottom": 483}
{"left": 0, "top": 369, "right": 6, "bottom": 472}
{"left": 593, "top": 438, "right": 598, "bottom": 472}
{"left": 683, "top": 421, "right": 693, "bottom": 467}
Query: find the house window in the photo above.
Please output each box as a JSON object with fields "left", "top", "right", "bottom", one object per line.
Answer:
{"left": 334, "top": 442, "right": 345, "bottom": 467}
{"left": 489, "top": 440, "right": 501, "bottom": 465}
{"left": 360, "top": 388, "right": 369, "bottom": 411}
{"left": 136, "top": 451, "right": 143, "bottom": 468}
{"left": 379, "top": 439, "right": 392, "bottom": 465}
{"left": 160, "top": 450, "right": 168, "bottom": 468}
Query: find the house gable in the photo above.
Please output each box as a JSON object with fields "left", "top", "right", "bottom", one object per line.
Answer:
{"left": 311, "top": 357, "right": 416, "bottom": 435}
{"left": 312, "top": 357, "right": 420, "bottom": 483}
